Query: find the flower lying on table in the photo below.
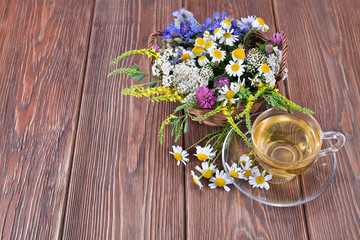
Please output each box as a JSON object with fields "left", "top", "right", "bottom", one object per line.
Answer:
{"left": 108, "top": 8, "right": 313, "bottom": 191}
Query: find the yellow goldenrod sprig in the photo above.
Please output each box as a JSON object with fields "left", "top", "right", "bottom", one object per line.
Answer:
{"left": 159, "top": 114, "right": 178, "bottom": 144}
{"left": 110, "top": 48, "right": 159, "bottom": 66}
{"left": 224, "top": 107, "right": 252, "bottom": 147}
{"left": 193, "top": 105, "right": 225, "bottom": 121}
{"left": 122, "top": 85, "right": 175, "bottom": 99}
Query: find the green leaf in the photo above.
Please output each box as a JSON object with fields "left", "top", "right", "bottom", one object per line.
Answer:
{"left": 137, "top": 75, "right": 146, "bottom": 82}
{"left": 184, "top": 120, "right": 188, "bottom": 133}
{"left": 147, "top": 82, "right": 157, "bottom": 88}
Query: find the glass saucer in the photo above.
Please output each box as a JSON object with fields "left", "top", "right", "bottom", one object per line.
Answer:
{"left": 222, "top": 113, "right": 336, "bottom": 207}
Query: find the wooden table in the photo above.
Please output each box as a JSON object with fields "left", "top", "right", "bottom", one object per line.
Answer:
{"left": 1, "top": 0, "right": 359, "bottom": 239}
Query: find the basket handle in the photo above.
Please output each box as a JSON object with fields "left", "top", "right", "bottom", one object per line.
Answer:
{"left": 278, "top": 31, "right": 288, "bottom": 80}
{"left": 148, "top": 31, "right": 163, "bottom": 49}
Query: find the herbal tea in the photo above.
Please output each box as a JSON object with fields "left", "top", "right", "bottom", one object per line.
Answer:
{"left": 252, "top": 114, "right": 321, "bottom": 178}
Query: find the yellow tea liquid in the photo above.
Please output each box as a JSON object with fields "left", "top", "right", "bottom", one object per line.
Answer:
{"left": 252, "top": 114, "right": 321, "bottom": 178}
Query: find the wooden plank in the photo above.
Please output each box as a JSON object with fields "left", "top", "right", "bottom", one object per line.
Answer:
{"left": 183, "top": 0, "right": 309, "bottom": 239}
{"left": 272, "top": 0, "right": 360, "bottom": 238}
{"left": 0, "top": 0, "right": 94, "bottom": 239}
{"left": 62, "top": 0, "right": 185, "bottom": 239}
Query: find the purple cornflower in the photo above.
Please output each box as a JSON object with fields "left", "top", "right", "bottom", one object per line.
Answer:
{"left": 246, "top": 48, "right": 252, "bottom": 57}
{"left": 265, "top": 44, "right": 274, "bottom": 53}
{"left": 238, "top": 16, "right": 256, "bottom": 33}
{"left": 270, "top": 32, "right": 283, "bottom": 49}
{"left": 195, "top": 87, "right": 216, "bottom": 108}
{"left": 214, "top": 77, "right": 230, "bottom": 88}
{"left": 153, "top": 44, "right": 161, "bottom": 51}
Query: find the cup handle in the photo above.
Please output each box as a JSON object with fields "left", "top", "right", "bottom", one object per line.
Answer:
{"left": 318, "top": 131, "right": 346, "bottom": 157}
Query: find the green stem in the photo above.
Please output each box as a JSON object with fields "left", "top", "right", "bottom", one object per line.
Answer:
{"left": 185, "top": 129, "right": 223, "bottom": 151}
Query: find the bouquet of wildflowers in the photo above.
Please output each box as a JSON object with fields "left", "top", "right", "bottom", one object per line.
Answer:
{"left": 109, "top": 9, "right": 313, "bottom": 191}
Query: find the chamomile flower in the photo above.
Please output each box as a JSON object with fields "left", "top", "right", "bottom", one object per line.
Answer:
{"left": 238, "top": 154, "right": 252, "bottom": 166}
{"left": 220, "top": 19, "right": 232, "bottom": 30}
{"left": 191, "top": 171, "right": 204, "bottom": 189}
{"left": 214, "top": 27, "right": 225, "bottom": 39}
{"left": 238, "top": 161, "right": 253, "bottom": 180}
{"left": 225, "top": 162, "right": 242, "bottom": 179}
{"left": 203, "top": 30, "right": 211, "bottom": 41}
{"left": 249, "top": 168, "right": 272, "bottom": 190}
{"left": 252, "top": 17, "right": 269, "bottom": 32}
{"left": 192, "top": 46, "right": 204, "bottom": 56}
{"left": 195, "top": 162, "right": 217, "bottom": 179}
{"left": 258, "top": 64, "right": 271, "bottom": 75}
{"left": 195, "top": 37, "right": 206, "bottom": 48}
{"left": 217, "top": 84, "right": 240, "bottom": 107}
{"left": 194, "top": 145, "right": 216, "bottom": 161}
{"left": 211, "top": 49, "right": 226, "bottom": 62}
{"left": 232, "top": 48, "right": 246, "bottom": 62}
{"left": 204, "top": 40, "right": 217, "bottom": 53}
{"left": 225, "top": 60, "right": 245, "bottom": 77}
{"left": 219, "top": 29, "right": 239, "bottom": 46}
{"left": 198, "top": 56, "right": 210, "bottom": 67}
{"left": 181, "top": 50, "right": 195, "bottom": 62}
{"left": 169, "top": 146, "right": 189, "bottom": 166}
{"left": 209, "top": 170, "right": 232, "bottom": 192}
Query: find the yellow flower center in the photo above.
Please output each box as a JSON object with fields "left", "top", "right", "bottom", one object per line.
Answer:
{"left": 192, "top": 46, "right": 203, "bottom": 55}
{"left": 196, "top": 37, "right": 205, "bottom": 46}
{"left": 215, "top": 178, "right": 226, "bottom": 187}
{"left": 202, "top": 169, "right": 214, "bottom": 179}
{"left": 260, "top": 64, "right": 270, "bottom": 73}
{"left": 230, "top": 170, "right": 239, "bottom": 178}
{"left": 193, "top": 177, "right": 198, "bottom": 185}
{"left": 214, "top": 28, "right": 220, "bottom": 34}
{"left": 244, "top": 170, "right": 252, "bottom": 178}
{"left": 223, "top": 19, "right": 231, "bottom": 26}
{"left": 174, "top": 152, "right": 182, "bottom": 161}
{"left": 240, "top": 160, "right": 246, "bottom": 165}
{"left": 257, "top": 17, "right": 265, "bottom": 26}
{"left": 225, "top": 90, "right": 235, "bottom": 100}
{"left": 223, "top": 32, "right": 232, "bottom": 38}
{"left": 213, "top": 50, "right": 223, "bottom": 59}
{"left": 255, "top": 176, "right": 265, "bottom": 184}
{"left": 182, "top": 54, "right": 191, "bottom": 61}
{"left": 197, "top": 153, "right": 208, "bottom": 161}
{"left": 233, "top": 49, "right": 245, "bottom": 59}
{"left": 205, "top": 41, "right": 213, "bottom": 49}
{"left": 231, "top": 64, "right": 240, "bottom": 72}
{"left": 198, "top": 56, "right": 207, "bottom": 61}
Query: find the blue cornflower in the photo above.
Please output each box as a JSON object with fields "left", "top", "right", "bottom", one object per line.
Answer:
{"left": 201, "top": 12, "right": 228, "bottom": 33}
{"left": 162, "top": 21, "right": 177, "bottom": 41}
{"left": 239, "top": 16, "right": 256, "bottom": 33}
{"left": 172, "top": 7, "right": 185, "bottom": 18}
{"left": 230, "top": 19, "right": 243, "bottom": 36}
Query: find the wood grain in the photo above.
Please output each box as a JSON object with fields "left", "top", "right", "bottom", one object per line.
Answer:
{"left": 273, "top": 0, "right": 360, "bottom": 238}
{"left": 62, "top": 0, "right": 185, "bottom": 239}
{"left": 0, "top": 0, "right": 94, "bottom": 239}
{"left": 183, "top": 1, "right": 308, "bottom": 239}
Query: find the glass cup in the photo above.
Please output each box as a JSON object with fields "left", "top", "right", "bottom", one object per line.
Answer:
{"left": 251, "top": 108, "right": 345, "bottom": 182}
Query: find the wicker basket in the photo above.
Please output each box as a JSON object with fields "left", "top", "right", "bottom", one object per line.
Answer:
{"left": 148, "top": 31, "right": 288, "bottom": 127}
